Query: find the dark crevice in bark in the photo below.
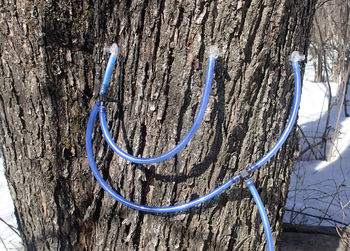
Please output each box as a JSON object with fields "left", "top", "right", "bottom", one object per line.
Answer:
{"left": 91, "top": 189, "right": 105, "bottom": 224}
{"left": 175, "top": 66, "right": 194, "bottom": 146}
{"left": 184, "top": 9, "right": 193, "bottom": 47}
{"left": 152, "top": 0, "right": 165, "bottom": 62}
{"left": 120, "top": 119, "right": 134, "bottom": 155}
{"left": 0, "top": 96, "right": 16, "bottom": 160}
{"left": 102, "top": 202, "right": 119, "bottom": 250}
{"left": 156, "top": 48, "right": 174, "bottom": 124}
{"left": 132, "top": 212, "right": 145, "bottom": 251}
{"left": 53, "top": 182, "right": 70, "bottom": 250}
{"left": 237, "top": 0, "right": 253, "bottom": 38}
{"left": 203, "top": 208, "right": 217, "bottom": 250}
{"left": 128, "top": 0, "right": 150, "bottom": 105}
{"left": 244, "top": 1, "right": 265, "bottom": 63}
{"left": 134, "top": 60, "right": 148, "bottom": 155}
{"left": 210, "top": 1, "right": 219, "bottom": 40}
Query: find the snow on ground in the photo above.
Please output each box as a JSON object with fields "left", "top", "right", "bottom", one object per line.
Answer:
{"left": 284, "top": 61, "right": 350, "bottom": 227}
{"left": 0, "top": 153, "right": 23, "bottom": 250}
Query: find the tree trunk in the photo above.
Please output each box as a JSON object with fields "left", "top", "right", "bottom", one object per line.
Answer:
{"left": 0, "top": 0, "right": 316, "bottom": 250}
{"left": 316, "top": 52, "right": 323, "bottom": 82}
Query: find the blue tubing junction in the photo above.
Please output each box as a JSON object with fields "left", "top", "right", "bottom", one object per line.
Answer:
{"left": 86, "top": 44, "right": 303, "bottom": 251}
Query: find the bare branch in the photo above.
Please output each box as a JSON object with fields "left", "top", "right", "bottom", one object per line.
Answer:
{"left": 285, "top": 208, "right": 350, "bottom": 227}
{"left": 0, "top": 217, "right": 20, "bottom": 237}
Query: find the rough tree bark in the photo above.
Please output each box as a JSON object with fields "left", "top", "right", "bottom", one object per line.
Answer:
{"left": 0, "top": 0, "right": 316, "bottom": 250}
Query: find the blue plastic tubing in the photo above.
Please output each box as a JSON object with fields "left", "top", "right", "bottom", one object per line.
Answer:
{"left": 247, "top": 61, "right": 302, "bottom": 173}
{"left": 246, "top": 178, "right": 274, "bottom": 251}
{"left": 99, "top": 56, "right": 216, "bottom": 164}
{"left": 86, "top": 56, "right": 302, "bottom": 214}
{"left": 99, "top": 53, "right": 118, "bottom": 95}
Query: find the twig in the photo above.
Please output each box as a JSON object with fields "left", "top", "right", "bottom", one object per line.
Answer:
{"left": 336, "top": 226, "right": 350, "bottom": 245}
{"left": 0, "top": 235, "right": 8, "bottom": 251}
{"left": 285, "top": 208, "right": 350, "bottom": 227}
{"left": 319, "top": 184, "right": 338, "bottom": 226}
{"left": 315, "top": 15, "right": 334, "bottom": 160}
{"left": 297, "top": 125, "right": 319, "bottom": 160}
{"left": 316, "top": 0, "right": 332, "bottom": 9}
{"left": 308, "top": 79, "right": 328, "bottom": 160}
{"left": 0, "top": 217, "right": 20, "bottom": 237}
{"left": 299, "top": 139, "right": 326, "bottom": 158}
{"left": 327, "top": 62, "right": 350, "bottom": 160}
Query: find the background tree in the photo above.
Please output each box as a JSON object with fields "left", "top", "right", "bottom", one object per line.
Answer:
{"left": 0, "top": 0, "right": 316, "bottom": 250}
{"left": 305, "top": 0, "right": 350, "bottom": 160}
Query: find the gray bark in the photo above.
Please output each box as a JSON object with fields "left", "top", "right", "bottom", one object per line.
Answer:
{"left": 0, "top": 0, "right": 316, "bottom": 250}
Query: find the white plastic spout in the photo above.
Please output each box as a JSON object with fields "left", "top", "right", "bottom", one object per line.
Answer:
{"left": 289, "top": 51, "right": 305, "bottom": 62}
{"left": 104, "top": 43, "right": 119, "bottom": 56}
{"left": 208, "top": 45, "right": 219, "bottom": 59}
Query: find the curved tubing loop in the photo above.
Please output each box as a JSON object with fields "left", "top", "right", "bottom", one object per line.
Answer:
{"left": 247, "top": 61, "right": 302, "bottom": 173}
{"left": 245, "top": 178, "right": 274, "bottom": 251}
{"left": 87, "top": 102, "right": 240, "bottom": 213}
{"left": 85, "top": 54, "right": 302, "bottom": 213}
{"left": 99, "top": 55, "right": 217, "bottom": 164}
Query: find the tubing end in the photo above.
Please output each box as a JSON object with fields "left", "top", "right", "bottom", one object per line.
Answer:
{"left": 207, "top": 45, "right": 219, "bottom": 59}
{"left": 289, "top": 51, "right": 305, "bottom": 62}
{"left": 104, "top": 43, "right": 119, "bottom": 56}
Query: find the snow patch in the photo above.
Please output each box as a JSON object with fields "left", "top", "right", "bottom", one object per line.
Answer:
{"left": 284, "top": 62, "right": 350, "bottom": 227}
{"left": 0, "top": 154, "right": 23, "bottom": 250}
